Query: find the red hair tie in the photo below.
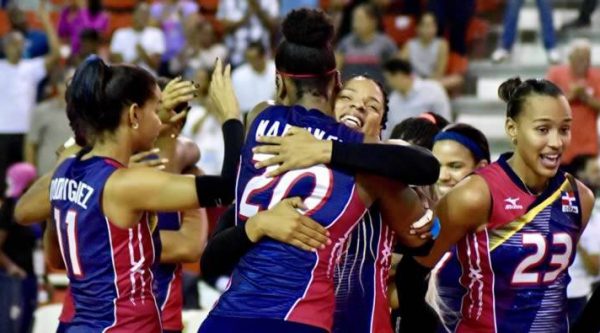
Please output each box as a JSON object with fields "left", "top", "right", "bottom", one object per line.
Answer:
{"left": 277, "top": 68, "right": 338, "bottom": 79}
{"left": 418, "top": 113, "right": 437, "bottom": 124}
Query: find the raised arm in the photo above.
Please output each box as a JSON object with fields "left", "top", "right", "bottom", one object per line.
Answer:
{"left": 39, "top": 0, "right": 60, "bottom": 72}
{"left": 253, "top": 126, "right": 440, "bottom": 185}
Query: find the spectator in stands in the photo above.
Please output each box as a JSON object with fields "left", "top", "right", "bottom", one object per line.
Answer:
{"left": 0, "top": 2, "right": 59, "bottom": 198}
{"left": 0, "top": 162, "right": 38, "bottom": 333}
{"left": 566, "top": 154, "right": 600, "bottom": 323}
{"left": 110, "top": 3, "right": 165, "bottom": 75}
{"left": 69, "top": 28, "right": 105, "bottom": 66}
{"left": 400, "top": 12, "right": 448, "bottom": 80}
{"left": 150, "top": 0, "right": 198, "bottom": 75}
{"left": 492, "top": 0, "right": 559, "bottom": 64}
{"left": 231, "top": 41, "right": 276, "bottom": 116}
{"left": 6, "top": 2, "right": 49, "bottom": 58}
{"left": 58, "top": 0, "right": 109, "bottom": 56}
{"left": 382, "top": 58, "right": 451, "bottom": 139}
{"left": 216, "top": 0, "right": 279, "bottom": 68}
{"left": 546, "top": 39, "right": 600, "bottom": 164}
{"left": 182, "top": 68, "right": 224, "bottom": 175}
{"left": 336, "top": 3, "right": 397, "bottom": 84}
{"left": 169, "top": 17, "right": 227, "bottom": 78}
{"left": 563, "top": 0, "right": 597, "bottom": 30}
{"left": 25, "top": 69, "right": 73, "bottom": 175}
{"left": 428, "top": 0, "right": 475, "bottom": 57}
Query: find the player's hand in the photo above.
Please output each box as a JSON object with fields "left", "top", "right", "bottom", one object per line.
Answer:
{"left": 129, "top": 148, "right": 168, "bottom": 170}
{"left": 245, "top": 197, "right": 331, "bottom": 251}
{"left": 209, "top": 58, "right": 241, "bottom": 123}
{"left": 253, "top": 127, "right": 332, "bottom": 177}
{"left": 159, "top": 77, "right": 197, "bottom": 122}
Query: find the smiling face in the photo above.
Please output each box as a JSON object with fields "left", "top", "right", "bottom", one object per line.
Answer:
{"left": 506, "top": 94, "right": 572, "bottom": 180}
{"left": 433, "top": 140, "right": 479, "bottom": 197}
{"left": 334, "top": 77, "right": 385, "bottom": 137}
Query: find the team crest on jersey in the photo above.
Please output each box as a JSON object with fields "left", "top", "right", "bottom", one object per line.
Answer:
{"left": 504, "top": 197, "right": 523, "bottom": 210}
{"left": 561, "top": 192, "right": 579, "bottom": 214}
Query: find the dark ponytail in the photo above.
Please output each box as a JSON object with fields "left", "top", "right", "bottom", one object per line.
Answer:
{"left": 66, "top": 55, "right": 157, "bottom": 146}
{"left": 498, "top": 77, "right": 564, "bottom": 119}
{"left": 275, "top": 8, "right": 337, "bottom": 99}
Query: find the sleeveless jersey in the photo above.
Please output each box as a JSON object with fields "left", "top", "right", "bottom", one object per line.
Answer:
{"left": 50, "top": 156, "right": 162, "bottom": 332}
{"left": 153, "top": 212, "right": 184, "bottom": 331}
{"left": 333, "top": 204, "right": 395, "bottom": 333}
{"left": 209, "top": 105, "right": 367, "bottom": 331}
{"left": 437, "top": 153, "right": 583, "bottom": 333}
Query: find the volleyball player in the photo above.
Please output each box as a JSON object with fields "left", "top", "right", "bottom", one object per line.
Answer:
{"left": 397, "top": 78, "right": 595, "bottom": 333}
{"left": 199, "top": 8, "right": 438, "bottom": 333}
{"left": 14, "top": 57, "right": 244, "bottom": 332}
{"left": 421, "top": 123, "right": 491, "bottom": 332}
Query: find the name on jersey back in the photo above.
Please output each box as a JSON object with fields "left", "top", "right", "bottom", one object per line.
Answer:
{"left": 255, "top": 119, "right": 342, "bottom": 141}
{"left": 49, "top": 177, "right": 95, "bottom": 209}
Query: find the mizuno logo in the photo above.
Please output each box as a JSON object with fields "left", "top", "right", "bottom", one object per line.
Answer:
{"left": 504, "top": 197, "right": 523, "bottom": 210}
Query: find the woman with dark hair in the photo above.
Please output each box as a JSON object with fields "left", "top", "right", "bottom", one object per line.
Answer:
{"left": 335, "top": 3, "right": 397, "bottom": 84}
{"left": 390, "top": 112, "right": 450, "bottom": 150}
{"left": 396, "top": 77, "right": 595, "bottom": 333}
{"left": 14, "top": 57, "right": 243, "bottom": 332}
{"left": 199, "top": 8, "right": 439, "bottom": 333}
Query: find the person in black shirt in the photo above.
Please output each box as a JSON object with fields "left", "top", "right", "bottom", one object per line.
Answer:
{"left": 0, "top": 162, "right": 39, "bottom": 333}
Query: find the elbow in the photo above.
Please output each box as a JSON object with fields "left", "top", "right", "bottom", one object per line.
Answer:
{"left": 180, "top": 242, "right": 203, "bottom": 263}
{"left": 14, "top": 201, "right": 30, "bottom": 225}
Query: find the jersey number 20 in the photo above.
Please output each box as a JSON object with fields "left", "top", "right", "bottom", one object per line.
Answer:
{"left": 239, "top": 153, "right": 333, "bottom": 219}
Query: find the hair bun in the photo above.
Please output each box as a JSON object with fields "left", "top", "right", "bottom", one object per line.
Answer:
{"left": 498, "top": 77, "right": 522, "bottom": 103}
{"left": 282, "top": 8, "right": 334, "bottom": 48}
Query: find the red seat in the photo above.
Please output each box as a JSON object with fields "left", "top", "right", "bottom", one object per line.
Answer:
{"left": 382, "top": 14, "right": 416, "bottom": 47}
{"left": 0, "top": 11, "right": 9, "bottom": 35}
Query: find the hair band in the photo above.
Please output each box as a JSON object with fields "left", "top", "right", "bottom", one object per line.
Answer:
{"left": 434, "top": 131, "right": 486, "bottom": 161}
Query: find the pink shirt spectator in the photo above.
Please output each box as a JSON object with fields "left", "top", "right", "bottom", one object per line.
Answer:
{"left": 58, "top": 8, "right": 108, "bottom": 54}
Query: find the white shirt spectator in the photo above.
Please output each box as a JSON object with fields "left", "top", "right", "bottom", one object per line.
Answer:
{"left": 232, "top": 60, "right": 276, "bottom": 114}
{"left": 383, "top": 78, "right": 451, "bottom": 139}
{"left": 110, "top": 27, "right": 166, "bottom": 74}
{"left": 0, "top": 57, "right": 46, "bottom": 134}
{"left": 182, "top": 104, "right": 224, "bottom": 175}
{"left": 27, "top": 98, "right": 72, "bottom": 174}
{"left": 217, "top": 0, "right": 279, "bottom": 67}
{"left": 568, "top": 201, "right": 600, "bottom": 298}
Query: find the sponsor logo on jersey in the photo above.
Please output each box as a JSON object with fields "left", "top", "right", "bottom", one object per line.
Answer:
{"left": 504, "top": 197, "right": 523, "bottom": 210}
{"left": 561, "top": 192, "right": 579, "bottom": 214}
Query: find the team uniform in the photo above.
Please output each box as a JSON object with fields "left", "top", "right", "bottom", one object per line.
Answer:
{"left": 153, "top": 212, "right": 184, "bottom": 333}
{"left": 199, "top": 105, "right": 367, "bottom": 333}
{"left": 436, "top": 153, "right": 583, "bottom": 333}
{"left": 50, "top": 155, "right": 162, "bottom": 332}
{"left": 333, "top": 204, "right": 395, "bottom": 333}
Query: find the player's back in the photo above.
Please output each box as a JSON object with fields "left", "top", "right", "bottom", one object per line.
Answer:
{"left": 439, "top": 153, "right": 582, "bottom": 333}
{"left": 333, "top": 204, "right": 395, "bottom": 333}
{"left": 50, "top": 155, "right": 161, "bottom": 332}
{"left": 153, "top": 212, "right": 184, "bottom": 332}
{"left": 210, "top": 105, "right": 367, "bottom": 331}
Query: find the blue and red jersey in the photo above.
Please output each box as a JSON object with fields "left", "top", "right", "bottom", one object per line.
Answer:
{"left": 153, "top": 212, "right": 184, "bottom": 332}
{"left": 436, "top": 153, "right": 583, "bottom": 333}
{"left": 333, "top": 203, "right": 395, "bottom": 333}
{"left": 50, "top": 156, "right": 161, "bottom": 332}
{"left": 207, "top": 105, "right": 367, "bottom": 331}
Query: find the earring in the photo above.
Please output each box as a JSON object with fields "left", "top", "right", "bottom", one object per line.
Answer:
{"left": 132, "top": 123, "right": 139, "bottom": 129}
